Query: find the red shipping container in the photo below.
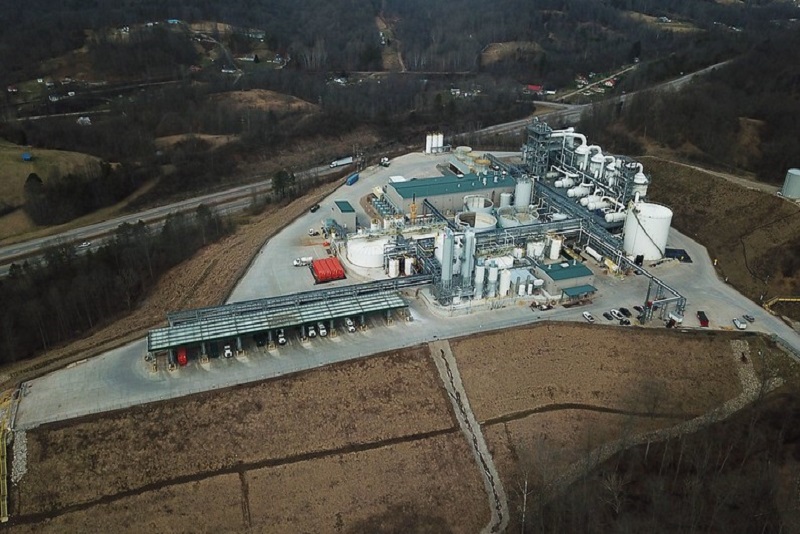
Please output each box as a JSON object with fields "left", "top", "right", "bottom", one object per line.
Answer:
{"left": 311, "top": 257, "right": 346, "bottom": 283}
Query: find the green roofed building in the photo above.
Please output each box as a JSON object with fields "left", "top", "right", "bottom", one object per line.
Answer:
{"left": 533, "top": 260, "right": 595, "bottom": 297}
{"left": 333, "top": 200, "right": 356, "bottom": 230}
{"left": 383, "top": 172, "right": 516, "bottom": 214}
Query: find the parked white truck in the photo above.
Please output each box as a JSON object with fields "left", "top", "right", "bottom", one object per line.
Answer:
{"left": 293, "top": 256, "right": 313, "bottom": 266}
{"left": 330, "top": 156, "right": 354, "bottom": 168}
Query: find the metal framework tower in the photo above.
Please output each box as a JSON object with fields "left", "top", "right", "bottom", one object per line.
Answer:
{"left": 523, "top": 119, "right": 552, "bottom": 179}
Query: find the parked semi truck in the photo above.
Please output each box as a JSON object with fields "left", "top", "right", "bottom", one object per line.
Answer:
{"left": 330, "top": 156, "right": 353, "bottom": 168}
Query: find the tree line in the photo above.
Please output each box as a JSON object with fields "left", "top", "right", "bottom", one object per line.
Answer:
{"left": 0, "top": 206, "right": 233, "bottom": 364}
{"left": 579, "top": 28, "right": 800, "bottom": 183}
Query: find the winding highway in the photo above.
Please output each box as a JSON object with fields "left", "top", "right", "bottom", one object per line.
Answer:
{"left": 0, "top": 60, "right": 733, "bottom": 275}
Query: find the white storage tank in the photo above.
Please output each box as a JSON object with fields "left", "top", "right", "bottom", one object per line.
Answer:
{"left": 463, "top": 195, "right": 494, "bottom": 213}
{"left": 526, "top": 240, "right": 547, "bottom": 259}
{"left": 623, "top": 201, "right": 673, "bottom": 260}
{"left": 499, "top": 269, "right": 512, "bottom": 297}
{"left": 455, "top": 211, "right": 497, "bottom": 233}
{"left": 436, "top": 133, "right": 444, "bottom": 152}
{"left": 404, "top": 257, "right": 415, "bottom": 276}
{"left": 500, "top": 192, "right": 513, "bottom": 208}
{"left": 474, "top": 265, "right": 486, "bottom": 299}
{"left": 548, "top": 235, "right": 563, "bottom": 260}
{"left": 425, "top": 134, "right": 433, "bottom": 154}
{"left": 347, "top": 236, "right": 390, "bottom": 268}
{"left": 575, "top": 144, "right": 590, "bottom": 170}
{"left": 781, "top": 168, "right": 800, "bottom": 199}
{"left": 487, "top": 265, "right": 499, "bottom": 298}
{"left": 514, "top": 178, "right": 533, "bottom": 208}
{"left": 388, "top": 258, "right": 400, "bottom": 278}
{"left": 370, "top": 219, "right": 381, "bottom": 232}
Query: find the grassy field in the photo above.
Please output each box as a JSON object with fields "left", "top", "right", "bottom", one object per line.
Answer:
{"left": 0, "top": 140, "right": 103, "bottom": 207}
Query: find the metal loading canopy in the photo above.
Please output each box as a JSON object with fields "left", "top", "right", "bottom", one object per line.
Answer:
{"left": 147, "top": 291, "right": 408, "bottom": 352}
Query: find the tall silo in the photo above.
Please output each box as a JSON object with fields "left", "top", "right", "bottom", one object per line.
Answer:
{"left": 781, "top": 168, "right": 800, "bottom": 199}
{"left": 623, "top": 201, "right": 673, "bottom": 260}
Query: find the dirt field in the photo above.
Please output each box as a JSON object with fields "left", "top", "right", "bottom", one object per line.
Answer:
{"left": 246, "top": 433, "right": 487, "bottom": 533}
{"left": 211, "top": 89, "right": 318, "bottom": 113}
{"left": 12, "top": 347, "right": 453, "bottom": 517}
{"left": 452, "top": 323, "right": 742, "bottom": 423}
{"left": 480, "top": 42, "right": 542, "bottom": 66}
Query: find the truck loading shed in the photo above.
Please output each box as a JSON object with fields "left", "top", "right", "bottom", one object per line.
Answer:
{"left": 383, "top": 172, "right": 516, "bottom": 214}
{"left": 147, "top": 278, "right": 430, "bottom": 362}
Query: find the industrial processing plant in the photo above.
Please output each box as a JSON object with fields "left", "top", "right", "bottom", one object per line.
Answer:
{"left": 147, "top": 118, "right": 687, "bottom": 364}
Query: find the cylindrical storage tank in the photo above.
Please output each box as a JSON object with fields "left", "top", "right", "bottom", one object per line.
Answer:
{"left": 347, "top": 237, "right": 390, "bottom": 268}
{"left": 496, "top": 207, "right": 520, "bottom": 228}
{"left": 514, "top": 178, "right": 533, "bottom": 208}
{"left": 575, "top": 144, "right": 590, "bottom": 170}
{"left": 584, "top": 246, "right": 603, "bottom": 263}
{"left": 474, "top": 264, "right": 485, "bottom": 299}
{"left": 548, "top": 235, "right": 563, "bottom": 260}
{"left": 550, "top": 213, "right": 569, "bottom": 221}
{"left": 590, "top": 153, "right": 604, "bottom": 177}
{"left": 512, "top": 247, "right": 524, "bottom": 259}
{"left": 474, "top": 158, "right": 490, "bottom": 174}
{"left": 518, "top": 283, "right": 526, "bottom": 297}
{"left": 487, "top": 265, "right": 499, "bottom": 298}
{"left": 632, "top": 172, "right": 649, "bottom": 197}
{"left": 425, "top": 134, "right": 433, "bottom": 154}
{"left": 554, "top": 177, "right": 575, "bottom": 188}
{"left": 533, "top": 278, "right": 544, "bottom": 288}
{"left": 623, "top": 202, "right": 673, "bottom": 260}
{"left": 455, "top": 145, "right": 472, "bottom": 155}
{"left": 388, "top": 258, "right": 400, "bottom": 278}
{"left": 514, "top": 211, "right": 537, "bottom": 225}
{"left": 580, "top": 194, "right": 601, "bottom": 207}
{"left": 604, "top": 211, "right": 627, "bottom": 223}
{"left": 455, "top": 211, "right": 497, "bottom": 233}
{"left": 500, "top": 192, "right": 513, "bottom": 208}
{"left": 434, "top": 233, "right": 444, "bottom": 264}
{"left": 499, "top": 269, "right": 512, "bottom": 297}
{"left": 781, "top": 168, "right": 800, "bottom": 199}
{"left": 567, "top": 185, "right": 591, "bottom": 198}
{"left": 463, "top": 195, "right": 493, "bottom": 214}
{"left": 436, "top": 133, "right": 444, "bottom": 152}
{"left": 586, "top": 199, "right": 611, "bottom": 211}
{"left": 531, "top": 240, "right": 547, "bottom": 258}
{"left": 404, "top": 257, "right": 415, "bottom": 276}
{"left": 526, "top": 282, "right": 533, "bottom": 295}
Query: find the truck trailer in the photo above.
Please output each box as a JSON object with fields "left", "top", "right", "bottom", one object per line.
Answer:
{"left": 345, "top": 172, "right": 359, "bottom": 186}
{"left": 330, "top": 156, "right": 354, "bottom": 168}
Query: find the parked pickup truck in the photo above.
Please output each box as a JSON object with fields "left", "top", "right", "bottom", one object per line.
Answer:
{"left": 696, "top": 310, "right": 709, "bottom": 327}
{"left": 293, "top": 256, "right": 313, "bottom": 267}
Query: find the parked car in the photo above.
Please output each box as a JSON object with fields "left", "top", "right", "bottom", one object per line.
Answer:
{"left": 277, "top": 328, "right": 287, "bottom": 345}
{"left": 310, "top": 204, "right": 320, "bottom": 213}
{"left": 582, "top": 311, "right": 595, "bottom": 323}
{"left": 619, "top": 319, "right": 631, "bottom": 326}
{"left": 318, "top": 322, "right": 328, "bottom": 337}
{"left": 732, "top": 317, "right": 747, "bottom": 330}
{"left": 697, "top": 310, "right": 709, "bottom": 327}
{"left": 602, "top": 312, "right": 613, "bottom": 321}
{"left": 619, "top": 307, "right": 632, "bottom": 317}
{"left": 77, "top": 240, "right": 92, "bottom": 249}
{"left": 742, "top": 314, "right": 755, "bottom": 323}
{"left": 633, "top": 305, "right": 644, "bottom": 314}
{"left": 308, "top": 228, "right": 320, "bottom": 236}
{"left": 610, "top": 309, "right": 625, "bottom": 321}
{"left": 345, "top": 317, "right": 356, "bottom": 332}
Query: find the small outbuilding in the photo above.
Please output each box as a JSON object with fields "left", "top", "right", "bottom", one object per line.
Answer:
{"left": 21, "top": 152, "right": 32, "bottom": 162}
{"left": 333, "top": 200, "right": 357, "bottom": 231}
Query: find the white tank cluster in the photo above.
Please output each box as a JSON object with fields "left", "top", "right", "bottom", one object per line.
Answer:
{"left": 496, "top": 206, "right": 538, "bottom": 228}
{"left": 623, "top": 201, "right": 673, "bottom": 260}
{"left": 425, "top": 132, "right": 445, "bottom": 154}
